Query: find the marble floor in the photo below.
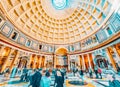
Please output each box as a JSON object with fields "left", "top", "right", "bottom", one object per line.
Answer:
{"left": 0, "top": 73, "right": 120, "bottom": 87}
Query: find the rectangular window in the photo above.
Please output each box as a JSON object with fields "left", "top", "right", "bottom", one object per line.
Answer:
{"left": 39, "top": 45, "right": 42, "bottom": 49}
{"left": 0, "top": 18, "right": 2, "bottom": 23}
{"left": 11, "top": 32, "right": 18, "bottom": 40}
{"left": 107, "top": 27, "right": 112, "bottom": 35}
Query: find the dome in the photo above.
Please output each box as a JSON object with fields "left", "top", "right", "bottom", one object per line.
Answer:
{"left": 0, "top": 1, "right": 120, "bottom": 86}
{"left": 0, "top": 0, "right": 114, "bottom": 44}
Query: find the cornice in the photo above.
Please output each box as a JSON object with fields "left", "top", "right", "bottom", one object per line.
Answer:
{"left": 0, "top": 34, "right": 53, "bottom": 55}
{"left": 68, "top": 31, "right": 120, "bottom": 55}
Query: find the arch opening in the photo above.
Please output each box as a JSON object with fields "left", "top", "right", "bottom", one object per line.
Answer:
{"left": 94, "top": 55, "right": 108, "bottom": 68}
{"left": 55, "top": 47, "right": 68, "bottom": 69}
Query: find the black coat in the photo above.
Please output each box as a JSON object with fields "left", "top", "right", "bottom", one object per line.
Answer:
{"left": 32, "top": 71, "right": 42, "bottom": 87}
{"left": 55, "top": 76, "right": 63, "bottom": 87}
{"left": 60, "top": 71, "right": 64, "bottom": 83}
{"left": 109, "top": 80, "right": 120, "bottom": 87}
{"left": 79, "top": 70, "right": 83, "bottom": 76}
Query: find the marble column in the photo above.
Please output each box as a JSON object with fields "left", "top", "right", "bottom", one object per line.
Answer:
{"left": 105, "top": 49, "right": 112, "bottom": 64}
{"left": 0, "top": 45, "right": 5, "bottom": 57}
{"left": 87, "top": 54, "right": 92, "bottom": 69}
{"left": 39, "top": 56, "right": 42, "bottom": 68}
{"left": 67, "top": 55, "right": 70, "bottom": 70}
{"left": 0, "top": 46, "right": 5, "bottom": 72}
{"left": 106, "top": 48, "right": 117, "bottom": 72}
{"left": 82, "top": 55, "right": 85, "bottom": 70}
{"left": 33, "top": 55, "right": 37, "bottom": 69}
{"left": 112, "top": 46, "right": 120, "bottom": 67}
{"left": 27, "top": 54, "right": 33, "bottom": 68}
{"left": 12, "top": 51, "right": 20, "bottom": 68}
{"left": 54, "top": 55, "right": 56, "bottom": 68}
{"left": 91, "top": 53, "right": 95, "bottom": 64}
{"left": 1, "top": 48, "right": 15, "bottom": 72}
{"left": 77, "top": 55, "right": 80, "bottom": 67}
{"left": 44, "top": 56, "right": 47, "bottom": 69}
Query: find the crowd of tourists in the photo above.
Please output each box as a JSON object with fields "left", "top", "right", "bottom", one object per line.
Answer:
{"left": 72, "top": 66, "right": 102, "bottom": 79}
{"left": 1, "top": 66, "right": 120, "bottom": 87}
{"left": 9, "top": 67, "right": 66, "bottom": 87}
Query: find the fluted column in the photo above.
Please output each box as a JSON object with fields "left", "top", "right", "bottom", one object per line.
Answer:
{"left": 12, "top": 51, "right": 20, "bottom": 68}
{"left": 112, "top": 46, "right": 120, "bottom": 67}
{"left": 25, "top": 55, "right": 30, "bottom": 68}
{"left": 106, "top": 48, "right": 117, "bottom": 72}
{"left": 105, "top": 49, "right": 112, "bottom": 64}
{"left": 0, "top": 46, "right": 5, "bottom": 71}
{"left": 1, "top": 48, "right": 14, "bottom": 72}
{"left": 82, "top": 55, "right": 85, "bottom": 70}
{"left": 67, "top": 55, "right": 70, "bottom": 70}
{"left": 39, "top": 56, "right": 42, "bottom": 68}
{"left": 87, "top": 54, "right": 92, "bottom": 69}
{"left": 54, "top": 55, "right": 56, "bottom": 68}
{"left": 91, "top": 53, "right": 95, "bottom": 64}
{"left": 0, "top": 45, "right": 5, "bottom": 57}
{"left": 44, "top": 56, "right": 47, "bottom": 69}
{"left": 33, "top": 55, "right": 37, "bottom": 69}
{"left": 28, "top": 54, "right": 33, "bottom": 68}
{"left": 77, "top": 55, "right": 80, "bottom": 67}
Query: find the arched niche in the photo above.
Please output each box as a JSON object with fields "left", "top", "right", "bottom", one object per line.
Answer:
{"left": 18, "top": 56, "right": 29, "bottom": 68}
{"left": 55, "top": 47, "right": 68, "bottom": 69}
{"left": 94, "top": 55, "right": 108, "bottom": 68}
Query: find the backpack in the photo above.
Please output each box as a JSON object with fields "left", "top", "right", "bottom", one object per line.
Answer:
{"left": 98, "top": 68, "right": 102, "bottom": 73}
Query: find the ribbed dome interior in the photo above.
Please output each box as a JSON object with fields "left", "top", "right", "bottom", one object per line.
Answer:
{"left": 0, "top": 0, "right": 113, "bottom": 44}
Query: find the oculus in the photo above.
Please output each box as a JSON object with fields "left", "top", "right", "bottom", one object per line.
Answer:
{"left": 52, "top": 0, "right": 67, "bottom": 10}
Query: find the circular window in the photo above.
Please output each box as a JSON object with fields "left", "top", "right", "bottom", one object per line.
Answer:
{"left": 52, "top": 0, "right": 67, "bottom": 10}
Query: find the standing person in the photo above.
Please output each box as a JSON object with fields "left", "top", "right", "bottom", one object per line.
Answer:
{"left": 18, "top": 68, "right": 22, "bottom": 77}
{"left": 55, "top": 70, "right": 64, "bottom": 87}
{"left": 94, "top": 66, "right": 98, "bottom": 78}
{"left": 23, "top": 67, "right": 28, "bottom": 82}
{"left": 22, "top": 67, "right": 28, "bottom": 82}
{"left": 88, "top": 68, "right": 93, "bottom": 78}
{"left": 54, "top": 69, "right": 57, "bottom": 86}
{"left": 79, "top": 69, "right": 84, "bottom": 85}
{"left": 52, "top": 68, "right": 56, "bottom": 75}
{"left": 60, "top": 69, "right": 65, "bottom": 84}
{"left": 32, "top": 69, "right": 42, "bottom": 87}
{"left": 28, "top": 69, "right": 34, "bottom": 87}
{"left": 73, "top": 67, "right": 78, "bottom": 76}
{"left": 4, "top": 67, "right": 10, "bottom": 77}
{"left": 98, "top": 67, "right": 102, "bottom": 79}
{"left": 40, "top": 71, "right": 51, "bottom": 87}
{"left": 107, "top": 74, "right": 120, "bottom": 87}
{"left": 10, "top": 65, "right": 18, "bottom": 78}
